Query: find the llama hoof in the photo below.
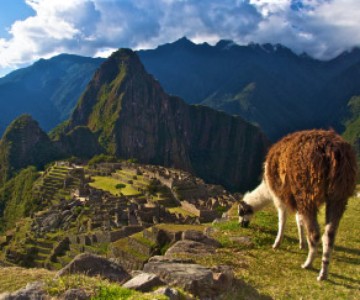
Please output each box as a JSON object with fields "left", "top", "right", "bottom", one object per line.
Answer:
{"left": 301, "top": 262, "right": 312, "bottom": 269}
{"left": 317, "top": 273, "right": 327, "bottom": 281}
{"left": 272, "top": 243, "right": 280, "bottom": 249}
{"left": 299, "top": 244, "right": 306, "bottom": 250}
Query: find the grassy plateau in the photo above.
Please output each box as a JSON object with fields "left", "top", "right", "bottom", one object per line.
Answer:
{"left": 207, "top": 196, "right": 360, "bottom": 299}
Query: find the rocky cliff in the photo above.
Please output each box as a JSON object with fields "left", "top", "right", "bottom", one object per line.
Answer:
{"left": 66, "top": 49, "right": 268, "bottom": 191}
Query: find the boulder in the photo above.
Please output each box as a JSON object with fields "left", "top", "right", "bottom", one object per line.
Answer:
{"left": 143, "top": 261, "right": 213, "bottom": 298}
{"left": 181, "top": 230, "right": 221, "bottom": 247}
{"left": 143, "top": 258, "right": 233, "bottom": 298}
{"left": 165, "top": 240, "right": 216, "bottom": 257}
{"left": 152, "top": 287, "right": 181, "bottom": 300}
{"left": 0, "top": 281, "right": 48, "bottom": 300}
{"left": 122, "top": 273, "right": 165, "bottom": 292}
{"left": 57, "top": 253, "right": 130, "bottom": 283}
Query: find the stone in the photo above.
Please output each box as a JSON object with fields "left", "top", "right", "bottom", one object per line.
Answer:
{"left": 211, "top": 265, "right": 234, "bottom": 294}
{"left": 181, "top": 230, "right": 221, "bottom": 247}
{"left": 60, "top": 289, "right": 89, "bottom": 300}
{"left": 148, "top": 256, "right": 195, "bottom": 264}
{"left": 57, "top": 253, "right": 130, "bottom": 283}
{"left": 152, "top": 287, "right": 180, "bottom": 300}
{"left": 143, "top": 257, "right": 234, "bottom": 298}
{"left": 122, "top": 273, "right": 165, "bottom": 292}
{"left": 0, "top": 281, "right": 48, "bottom": 300}
{"left": 143, "top": 261, "right": 213, "bottom": 298}
{"left": 165, "top": 240, "right": 216, "bottom": 257}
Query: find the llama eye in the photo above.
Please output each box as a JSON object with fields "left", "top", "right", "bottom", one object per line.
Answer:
{"left": 239, "top": 209, "right": 245, "bottom": 216}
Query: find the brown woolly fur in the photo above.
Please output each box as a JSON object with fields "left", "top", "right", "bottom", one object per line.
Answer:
{"left": 265, "top": 129, "right": 357, "bottom": 215}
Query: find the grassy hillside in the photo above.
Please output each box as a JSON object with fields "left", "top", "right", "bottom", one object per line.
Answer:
{"left": 0, "top": 167, "right": 39, "bottom": 232}
{"left": 0, "top": 197, "right": 358, "bottom": 299}
{"left": 209, "top": 196, "right": 360, "bottom": 299}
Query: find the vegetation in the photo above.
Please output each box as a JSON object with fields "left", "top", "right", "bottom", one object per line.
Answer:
{"left": 343, "top": 95, "right": 360, "bottom": 162}
{"left": 88, "top": 154, "right": 119, "bottom": 166}
{"left": 0, "top": 167, "right": 39, "bottom": 232}
{"left": 205, "top": 197, "right": 360, "bottom": 299}
{"left": 89, "top": 176, "right": 141, "bottom": 196}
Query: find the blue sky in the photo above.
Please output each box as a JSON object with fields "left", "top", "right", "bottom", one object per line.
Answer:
{"left": 0, "top": 0, "right": 360, "bottom": 77}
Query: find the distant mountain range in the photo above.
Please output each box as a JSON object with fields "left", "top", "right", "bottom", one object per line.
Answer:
{"left": 0, "top": 50, "right": 268, "bottom": 192}
{"left": 1, "top": 38, "right": 360, "bottom": 143}
{"left": 138, "top": 37, "right": 360, "bottom": 140}
{"left": 0, "top": 54, "right": 104, "bottom": 134}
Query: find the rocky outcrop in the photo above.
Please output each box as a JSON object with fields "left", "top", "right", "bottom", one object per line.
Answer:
{"left": 65, "top": 49, "right": 269, "bottom": 192}
{"left": 143, "top": 256, "right": 234, "bottom": 299}
{"left": 0, "top": 281, "right": 48, "bottom": 300}
{"left": 122, "top": 272, "right": 165, "bottom": 292}
{"left": 57, "top": 253, "right": 130, "bottom": 283}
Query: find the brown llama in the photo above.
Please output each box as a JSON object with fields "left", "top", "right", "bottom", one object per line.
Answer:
{"left": 238, "top": 129, "right": 357, "bottom": 281}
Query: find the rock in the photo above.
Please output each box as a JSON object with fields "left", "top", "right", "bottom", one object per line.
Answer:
{"left": 212, "top": 217, "right": 229, "bottom": 224}
{"left": 57, "top": 253, "right": 130, "bottom": 283}
{"left": 143, "top": 256, "right": 234, "bottom": 298}
{"left": 0, "top": 281, "right": 48, "bottom": 300}
{"left": 143, "top": 261, "right": 213, "bottom": 298}
{"left": 211, "top": 265, "right": 234, "bottom": 294}
{"left": 182, "top": 230, "right": 221, "bottom": 247}
{"left": 60, "top": 289, "right": 89, "bottom": 300}
{"left": 152, "top": 287, "right": 181, "bottom": 300}
{"left": 148, "top": 256, "right": 195, "bottom": 264}
{"left": 165, "top": 240, "right": 216, "bottom": 257}
{"left": 122, "top": 273, "right": 165, "bottom": 292}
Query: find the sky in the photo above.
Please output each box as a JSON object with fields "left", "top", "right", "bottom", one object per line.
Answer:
{"left": 0, "top": 0, "right": 360, "bottom": 77}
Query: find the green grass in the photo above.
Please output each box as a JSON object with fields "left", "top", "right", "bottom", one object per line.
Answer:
{"left": 0, "top": 267, "right": 54, "bottom": 293}
{"left": 206, "top": 197, "right": 360, "bottom": 299}
{"left": 89, "top": 176, "right": 141, "bottom": 196}
{"left": 155, "top": 223, "right": 205, "bottom": 232}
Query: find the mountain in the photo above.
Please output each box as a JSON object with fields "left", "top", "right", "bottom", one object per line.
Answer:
{"left": 138, "top": 37, "right": 360, "bottom": 140}
{"left": 0, "top": 115, "right": 59, "bottom": 184}
{"left": 0, "top": 54, "right": 104, "bottom": 134}
{"left": 2, "top": 39, "right": 360, "bottom": 142}
{"left": 342, "top": 95, "right": 360, "bottom": 161}
{"left": 62, "top": 49, "right": 269, "bottom": 191}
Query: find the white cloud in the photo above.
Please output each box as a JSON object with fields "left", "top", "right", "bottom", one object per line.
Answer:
{"left": 0, "top": 0, "right": 360, "bottom": 76}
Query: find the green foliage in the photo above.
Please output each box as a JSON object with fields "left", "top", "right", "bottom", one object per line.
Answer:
{"left": 93, "top": 284, "right": 135, "bottom": 300}
{"left": 115, "top": 183, "right": 126, "bottom": 190}
{"left": 0, "top": 166, "right": 39, "bottom": 232}
{"left": 88, "top": 154, "right": 118, "bottom": 166}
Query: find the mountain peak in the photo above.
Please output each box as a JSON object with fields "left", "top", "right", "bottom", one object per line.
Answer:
{"left": 0, "top": 114, "right": 58, "bottom": 182}
{"left": 215, "top": 40, "right": 238, "bottom": 50}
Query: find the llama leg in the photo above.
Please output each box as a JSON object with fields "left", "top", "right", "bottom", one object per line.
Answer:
{"left": 301, "top": 213, "right": 320, "bottom": 269}
{"left": 273, "top": 207, "right": 287, "bottom": 249}
{"left": 296, "top": 212, "right": 306, "bottom": 249}
{"left": 317, "top": 202, "right": 346, "bottom": 281}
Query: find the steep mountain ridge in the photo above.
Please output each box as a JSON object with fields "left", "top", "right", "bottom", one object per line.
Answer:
{"left": 65, "top": 49, "right": 268, "bottom": 191}
{"left": 138, "top": 38, "right": 360, "bottom": 140}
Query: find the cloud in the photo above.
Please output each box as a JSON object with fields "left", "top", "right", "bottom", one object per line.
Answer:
{"left": 0, "top": 0, "right": 360, "bottom": 76}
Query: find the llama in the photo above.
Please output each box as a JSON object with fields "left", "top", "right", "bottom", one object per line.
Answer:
{"left": 238, "top": 129, "right": 357, "bottom": 281}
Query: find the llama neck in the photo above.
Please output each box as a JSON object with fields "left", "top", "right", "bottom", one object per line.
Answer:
{"left": 244, "top": 181, "right": 273, "bottom": 212}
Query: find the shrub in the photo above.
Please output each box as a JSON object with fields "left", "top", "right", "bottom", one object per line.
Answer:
{"left": 115, "top": 183, "right": 126, "bottom": 190}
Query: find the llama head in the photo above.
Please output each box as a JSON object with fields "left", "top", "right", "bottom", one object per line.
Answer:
{"left": 238, "top": 198, "right": 254, "bottom": 228}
